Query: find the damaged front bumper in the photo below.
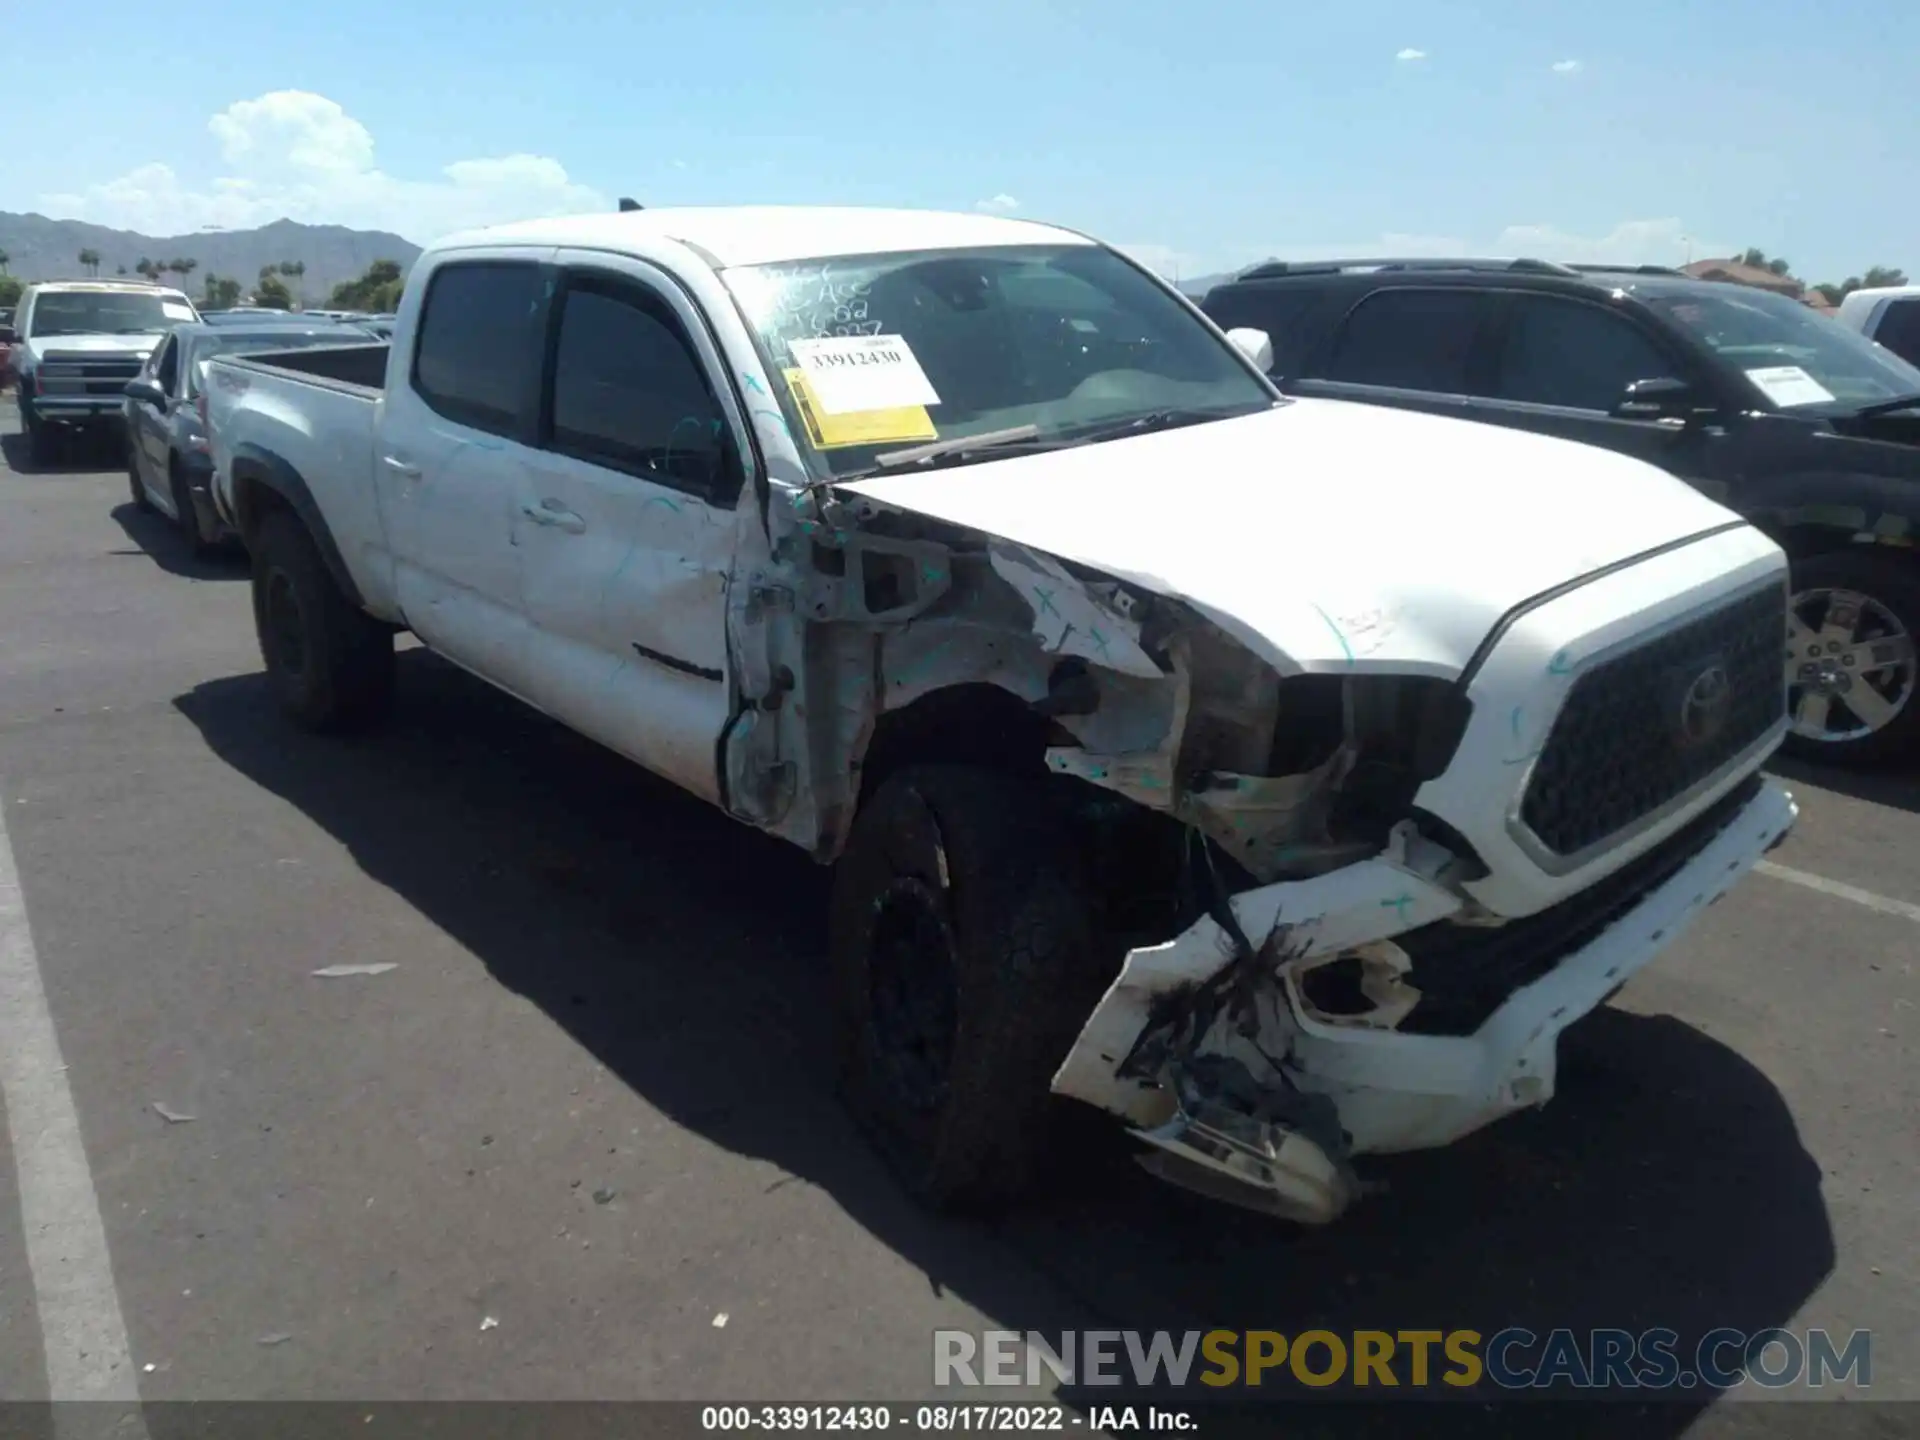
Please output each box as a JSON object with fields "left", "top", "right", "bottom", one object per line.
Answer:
{"left": 1052, "top": 776, "right": 1798, "bottom": 1225}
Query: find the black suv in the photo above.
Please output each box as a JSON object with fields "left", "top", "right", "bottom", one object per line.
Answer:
{"left": 1200, "top": 258, "right": 1920, "bottom": 768}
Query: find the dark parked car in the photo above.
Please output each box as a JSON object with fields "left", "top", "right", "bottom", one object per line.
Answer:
{"left": 122, "top": 320, "right": 377, "bottom": 555}
{"left": 1200, "top": 258, "right": 1920, "bottom": 767}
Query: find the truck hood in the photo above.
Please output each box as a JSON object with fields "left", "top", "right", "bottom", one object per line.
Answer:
{"left": 837, "top": 398, "right": 1747, "bottom": 677}
{"left": 23, "top": 332, "right": 164, "bottom": 360}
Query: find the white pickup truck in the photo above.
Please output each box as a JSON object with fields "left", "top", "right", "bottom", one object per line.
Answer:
{"left": 206, "top": 206, "right": 1797, "bottom": 1224}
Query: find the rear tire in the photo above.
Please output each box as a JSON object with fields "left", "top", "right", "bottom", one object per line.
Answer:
{"left": 170, "top": 462, "right": 218, "bottom": 559}
{"left": 1781, "top": 549, "right": 1920, "bottom": 769}
{"left": 830, "top": 764, "right": 1115, "bottom": 1214}
{"left": 128, "top": 446, "right": 154, "bottom": 512}
{"left": 250, "top": 509, "right": 395, "bottom": 733}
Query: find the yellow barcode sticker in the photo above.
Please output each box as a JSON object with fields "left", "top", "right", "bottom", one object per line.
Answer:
{"left": 783, "top": 368, "right": 937, "bottom": 450}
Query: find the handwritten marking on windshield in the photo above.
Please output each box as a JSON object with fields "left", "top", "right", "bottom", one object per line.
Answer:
{"left": 1032, "top": 586, "right": 1062, "bottom": 620}
{"left": 1548, "top": 648, "right": 1574, "bottom": 675}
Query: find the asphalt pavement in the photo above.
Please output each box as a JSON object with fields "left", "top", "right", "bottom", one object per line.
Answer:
{"left": 0, "top": 404, "right": 1914, "bottom": 1438}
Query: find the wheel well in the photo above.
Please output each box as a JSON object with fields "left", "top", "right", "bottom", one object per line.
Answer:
{"left": 230, "top": 467, "right": 296, "bottom": 547}
{"left": 1774, "top": 524, "right": 1920, "bottom": 571}
{"left": 854, "top": 683, "right": 1058, "bottom": 811}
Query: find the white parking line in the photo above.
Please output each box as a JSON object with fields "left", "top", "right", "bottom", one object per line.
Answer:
{"left": 0, "top": 793, "right": 146, "bottom": 1418}
{"left": 1755, "top": 859, "right": 1920, "bottom": 924}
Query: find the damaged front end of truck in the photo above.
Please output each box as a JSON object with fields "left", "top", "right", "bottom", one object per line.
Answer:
{"left": 719, "top": 477, "right": 1797, "bottom": 1225}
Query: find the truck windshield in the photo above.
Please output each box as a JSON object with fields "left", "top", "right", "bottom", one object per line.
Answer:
{"left": 1642, "top": 286, "right": 1920, "bottom": 410}
{"left": 28, "top": 291, "right": 190, "bottom": 338}
{"left": 721, "top": 243, "right": 1275, "bottom": 478}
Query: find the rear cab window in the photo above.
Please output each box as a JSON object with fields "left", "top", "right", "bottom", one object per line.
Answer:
{"left": 410, "top": 261, "right": 547, "bottom": 436}
{"left": 1873, "top": 298, "right": 1920, "bottom": 368}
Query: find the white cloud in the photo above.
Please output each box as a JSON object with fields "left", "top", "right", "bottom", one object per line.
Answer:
{"left": 1551, "top": 59, "right": 1583, "bottom": 74}
{"left": 974, "top": 193, "right": 1021, "bottom": 215}
{"left": 35, "top": 90, "right": 607, "bottom": 244}
{"left": 1396, "top": 48, "right": 1427, "bottom": 62}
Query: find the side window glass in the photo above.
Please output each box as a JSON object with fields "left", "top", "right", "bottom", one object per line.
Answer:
{"left": 1493, "top": 297, "right": 1676, "bottom": 411}
{"left": 547, "top": 281, "right": 735, "bottom": 501}
{"left": 154, "top": 339, "right": 179, "bottom": 394}
{"left": 1873, "top": 298, "right": 1920, "bottom": 367}
{"left": 1324, "top": 290, "right": 1487, "bottom": 391}
{"left": 1204, "top": 289, "right": 1318, "bottom": 374}
{"left": 411, "top": 261, "right": 544, "bottom": 436}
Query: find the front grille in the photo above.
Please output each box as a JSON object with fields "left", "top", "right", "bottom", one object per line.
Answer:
{"left": 1397, "top": 772, "right": 1762, "bottom": 1036}
{"left": 1519, "top": 584, "right": 1785, "bottom": 859}
{"left": 40, "top": 354, "right": 145, "bottom": 397}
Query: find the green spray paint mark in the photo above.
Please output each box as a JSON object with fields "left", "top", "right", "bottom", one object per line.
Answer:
{"left": 1309, "top": 603, "right": 1355, "bottom": 667}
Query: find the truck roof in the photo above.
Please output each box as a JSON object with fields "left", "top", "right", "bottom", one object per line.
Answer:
{"left": 1835, "top": 284, "right": 1920, "bottom": 331}
{"left": 435, "top": 205, "right": 1094, "bottom": 269}
{"left": 23, "top": 278, "right": 190, "bottom": 296}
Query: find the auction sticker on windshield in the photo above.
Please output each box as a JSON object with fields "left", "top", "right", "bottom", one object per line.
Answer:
{"left": 788, "top": 334, "right": 941, "bottom": 414}
{"left": 1746, "top": 365, "right": 1837, "bottom": 407}
{"left": 783, "top": 368, "right": 937, "bottom": 449}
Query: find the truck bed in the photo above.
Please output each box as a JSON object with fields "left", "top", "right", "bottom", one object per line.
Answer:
{"left": 223, "top": 342, "right": 390, "bottom": 395}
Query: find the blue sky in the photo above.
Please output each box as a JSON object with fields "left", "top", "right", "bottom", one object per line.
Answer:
{"left": 7, "top": 0, "right": 1913, "bottom": 284}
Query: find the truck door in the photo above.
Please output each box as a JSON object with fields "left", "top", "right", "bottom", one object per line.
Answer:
{"left": 509, "top": 252, "right": 744, "bottom": 805}
{"left": 374, "top": 252, "right": 553, "bottom": 700}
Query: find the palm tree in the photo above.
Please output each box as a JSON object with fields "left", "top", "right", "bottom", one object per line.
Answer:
{"left": 0, "top": 248, "right": 11, "bottom": 275}
{"left": 77, "top": 249, "right": 101, "bottom": 277}
{"left": 281, "top": 260, "right": 306, "bottom": 304}
{"left": 172, "top": 258, "right": 198, "bottom": 292}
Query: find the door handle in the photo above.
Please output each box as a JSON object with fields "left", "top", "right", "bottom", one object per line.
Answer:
{"left": 520, "top": 500, "right": 586, "bottom": 534}
{"left": 381, "top": 454, "right": 423, "bottom": 479}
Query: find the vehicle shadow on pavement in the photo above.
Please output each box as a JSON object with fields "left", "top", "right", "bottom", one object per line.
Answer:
{"left": 1768, "top": 754, "right": 1920, "bottom": 818}
{"left": 0, "top": 427, "right": 126, "bottom": 477}
{"left": 174, "top": 651, "right": 1835, "bottom": 1439}
{"left": 105, "top": 499, "right": 250, "bottom": 581}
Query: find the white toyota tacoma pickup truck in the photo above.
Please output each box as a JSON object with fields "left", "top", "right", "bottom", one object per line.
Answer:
{"left": 205, "top": 206, "right": 1797, "bottom": 1224}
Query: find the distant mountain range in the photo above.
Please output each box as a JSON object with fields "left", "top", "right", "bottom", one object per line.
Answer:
{"left": 0, "top": 214, "right": 420, "bottom": 299}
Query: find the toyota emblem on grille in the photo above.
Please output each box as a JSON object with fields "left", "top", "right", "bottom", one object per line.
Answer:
{"left": 1677, "top": 662, "right": 1733, "bottom": 748}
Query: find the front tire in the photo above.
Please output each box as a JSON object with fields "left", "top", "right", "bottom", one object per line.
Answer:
{"left": 830, "top": 764, "right": 1115, "bottom": 1214}
{"left": 1781, "top": 549, "right": 1920, "bottom": 768}
{"left": 250, "top": 509, "right": 395, "bottom": 733}
{"left": 22, "top": 401, "right": 54, "bottom": 466}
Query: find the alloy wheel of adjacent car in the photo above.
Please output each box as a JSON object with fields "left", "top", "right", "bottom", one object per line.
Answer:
{"left": 1782, "top": 551, "right": 1920, "bottom": 767}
